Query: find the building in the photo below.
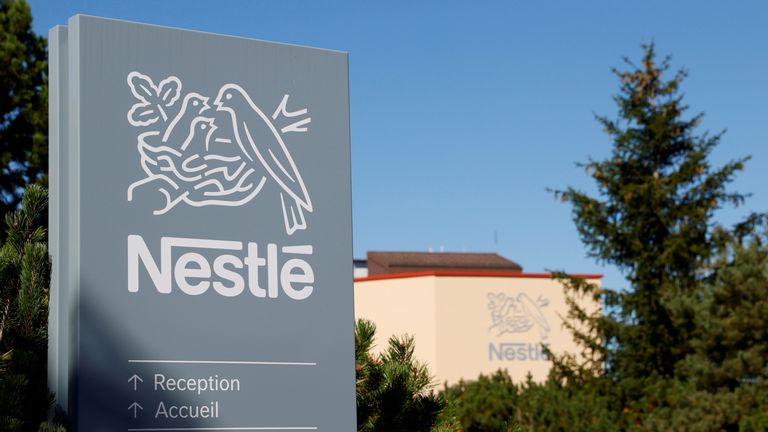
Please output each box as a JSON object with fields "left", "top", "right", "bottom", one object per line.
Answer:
{"left": 353, "top": 251, "right": 601, "bottom": 386}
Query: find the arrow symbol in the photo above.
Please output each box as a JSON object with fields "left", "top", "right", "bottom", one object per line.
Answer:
{"left": 128, "top": 374, "right": 144, "bottom": 391}
{"left": 128, "top": 402, "right": 143, "bottom": 418}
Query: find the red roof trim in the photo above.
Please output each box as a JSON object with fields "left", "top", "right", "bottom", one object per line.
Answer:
{"left": 354, "top": 270, "right": 603, "bottom": 283}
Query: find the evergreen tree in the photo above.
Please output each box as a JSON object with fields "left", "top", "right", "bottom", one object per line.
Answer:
{"left": 355, "top": 319, "right": 444, "bottom": 432}
{"left": 440, "top": 369, "right": 622, "bottom": 432}
{"left": 553, "top": 43, "right": 759, "bottom": 382}
{"left": 0, "top": 0, "right": 48, "bottom": 214}
{"left": 442, "top": 44, "right": 768, "bottom": 432}
{"left": 683, "top": 232, "right": 768, "bottom": 400}
{"left": 641, "top": 232, "right": 768, "bottom": 430}
{"left": 439, "top": 370, "right": 528, "bottom": 432}
{"left": 0, "top": 184, "right": 51, "bottom": 430}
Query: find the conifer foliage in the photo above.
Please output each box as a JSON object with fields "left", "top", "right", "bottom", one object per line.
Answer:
{"left": 643, "top": 232, "right": 768, "bottom": 430}
{"left": 554, "top": 44, "right": 757, "bottom": 381}
{"left": 441, "top": 44, "right": 768, "bottom": 431}
{"left": 0, "top": 184, "right": 52, "bottom": 430}
{"left": 355, "top": 319, "right": 444, "bottom": 432}
{"left": 0, "top": 0, "right": 48, "bottom": 215}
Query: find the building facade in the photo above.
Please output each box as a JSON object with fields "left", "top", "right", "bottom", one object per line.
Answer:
{"left": 353, "top": 252, "right": 600, "bottom": 386}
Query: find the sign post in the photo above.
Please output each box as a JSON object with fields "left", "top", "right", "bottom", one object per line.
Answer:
{"left": 49, "top": 15, "right": 355, "bottom": 431}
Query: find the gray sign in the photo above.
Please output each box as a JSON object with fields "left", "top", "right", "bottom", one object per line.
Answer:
{"left": 49, "top": 15, "right": 355, "bottom": 431}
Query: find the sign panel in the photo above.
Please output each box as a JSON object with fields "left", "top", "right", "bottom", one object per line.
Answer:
{"left": 50, "top": 15, "right": 355, "bottom": 431}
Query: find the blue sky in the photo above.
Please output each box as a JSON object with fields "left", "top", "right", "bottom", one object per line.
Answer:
{"left": 31, "top": 1, "right": 768, "bottom": 290}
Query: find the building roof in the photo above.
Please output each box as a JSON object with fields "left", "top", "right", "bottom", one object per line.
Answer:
{"left": 355, "top": 270, "right": 603, "bottom": 282}
{"left": 366, "top": 251, "right": 523, "bottom": 276}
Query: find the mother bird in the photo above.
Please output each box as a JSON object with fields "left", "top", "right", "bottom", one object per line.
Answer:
{"left": 214, "top": 84, "right": 313, "bottom": 235}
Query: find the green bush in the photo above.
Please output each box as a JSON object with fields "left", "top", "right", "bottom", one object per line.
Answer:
{"left": 0, "top": 185, "right": 52, "bottom": 430}
{"left": 355, "top": 319, "right": 445, "bottom": 432}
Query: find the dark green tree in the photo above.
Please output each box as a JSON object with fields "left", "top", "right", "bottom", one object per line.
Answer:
{"left": 0, "top": 0, "right": 48, "bottom": 214}
{"left": 355, "top": 319, "right": 444, "bottom": 432}
{"left": 640, "top": 232, "right": 768, "bottom": 430}
{"left": 439, "top": 370, "right": 527, "bottom": 432}
{"left": 440, "top": 369, "right": 626, "bottom": 432}
{"left": 441, "top": 43, "right": 767, "bottom": 432}
{"left": 0, "top": 184, "right": 51, "bottom": 430}
{"left": 553, "top": 43, "right": 759, "bottom": 382}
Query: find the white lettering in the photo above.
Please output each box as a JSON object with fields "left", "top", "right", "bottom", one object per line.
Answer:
{"left": 153, "top": 374, "right": 240, "bottom": 395}
{"left": 213, "top": 255, "right": 245, "bottom": 297}
{"left": 268, "top": 243, "right": 279, "bottom": 298}
{"left": 155, "top": 401, "right": 219, "bottom": 419}
{"left": 281, "top": 258, "right": 314, "bottom": 300}
{"left": 155, "top": 373, "right": 166, "bottom": 390}
{"left": 128, "top": 235, "right": 314, "bottom": 300}
{"left": 128, "top": 235, "right": 171, "bottom": 293}
{"left": 156, "top": 401, "right": 167, "bottom": 418}
{"left": 175, "top": 252, "right": 211, "bottom": 295}
{"left": 245, "top": 243, "right": 267, "bottom": 297}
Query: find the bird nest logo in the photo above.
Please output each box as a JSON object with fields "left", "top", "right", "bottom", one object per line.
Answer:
{"left": 125, "top": 71, "right": 313, "bottom": 235}
{"left": 487, "top": 292, "right": 550, "bottom": 339}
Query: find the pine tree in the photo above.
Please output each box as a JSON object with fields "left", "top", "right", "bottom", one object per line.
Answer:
{"left": 553, "top": 44, "right": 760, "bottom": 382}
{"left": 685, "top": 233, "right": 768, "bottom": 397}
{"left": 0, "top": 184, "right": 52, "bottom": 430}
{"left": 355, "top": 319, "right": 444, "bottom": 432}
{"left": 0, "top": 0, "right": 48, "bottom": 215}
{"left": 439, "top": 370, "right": 526, "bottom": 432}
{"left": 440, "top": 44, "right": 767, "bottom": 431}
{"left": 641, "top": 232, "right": 768, "bottom": 430}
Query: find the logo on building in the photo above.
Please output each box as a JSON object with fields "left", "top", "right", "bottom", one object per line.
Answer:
{"left": 487, "top": 292, "right": 550, "bottom": 339}
{"left": 125, "top": 72, "right": 313, "bottom": 235}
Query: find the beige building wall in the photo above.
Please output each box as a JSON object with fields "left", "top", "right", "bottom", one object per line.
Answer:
{"left": 354, "top": 274, "right": 600, "bottom": 386}
{"left": 353, "top": 275, "right": 439, "bottom": 369}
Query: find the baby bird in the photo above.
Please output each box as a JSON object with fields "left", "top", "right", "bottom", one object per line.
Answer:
{"left": 162, "top": 92, "right": 210, "bottom": 145}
